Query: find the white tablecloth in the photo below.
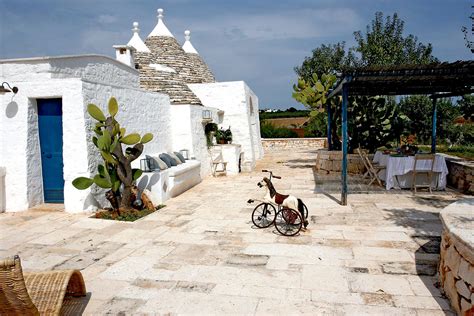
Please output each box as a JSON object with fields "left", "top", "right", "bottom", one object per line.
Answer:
{"left": 373, "top": 151, "right": 449, "bottom": 190}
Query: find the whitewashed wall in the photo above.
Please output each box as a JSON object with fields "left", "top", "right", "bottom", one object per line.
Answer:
{"left": 245, "top": 85, "right": 264, "bottom": 162}
{"left": 189, "top": 81, "right": 264, "bottom": 170}
{"left": 0, "top": 78, "right": 86, "bottom": 212}
{"left": 0, "top": 55, "right": 172, "bottom": 213}
{"left": 170, "top": 104, "right": 220, "bottom": 178}
{"left": 0, "top": 55, "right": 139, "bottom": 87}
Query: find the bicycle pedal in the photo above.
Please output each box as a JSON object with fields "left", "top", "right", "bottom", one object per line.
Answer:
{"left": 247, "top": 199, "right": 255, "bottom": 204}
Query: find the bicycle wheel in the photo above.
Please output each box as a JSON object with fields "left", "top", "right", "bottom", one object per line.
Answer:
{"left": 252, "top": 203, "right": 276, "bottom": 228}
{"left": 274, "top": 208, "right": 303, "bottom": 236}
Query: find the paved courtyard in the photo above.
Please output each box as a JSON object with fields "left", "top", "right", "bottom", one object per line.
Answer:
{"left": 0, "top": 148, "right": 462, "bottom": 315}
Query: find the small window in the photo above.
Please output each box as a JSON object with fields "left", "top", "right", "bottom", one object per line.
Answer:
{"left": 119, "top": 48, "right": 126, "bottom": 54}
{"left": 135, "top": 63, "right": 140, "bottom": 70}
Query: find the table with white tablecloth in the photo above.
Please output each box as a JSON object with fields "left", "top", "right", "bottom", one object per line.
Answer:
{"left": 373, "top": 151, "right": 449, "bottom": 190}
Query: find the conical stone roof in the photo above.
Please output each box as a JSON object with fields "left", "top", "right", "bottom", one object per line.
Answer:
{"left": 127, "top": 22, "right": 150, "bottom": 52}
{"left": 138, "top": 9, "right": 202, "bottom": 105}
{"left": 182, "top": 30, "right": 215, "bottom": 83}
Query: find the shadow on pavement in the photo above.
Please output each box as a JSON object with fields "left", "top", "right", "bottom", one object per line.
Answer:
{"left": 383, "top": 207, "right": 451, "bottom": 312}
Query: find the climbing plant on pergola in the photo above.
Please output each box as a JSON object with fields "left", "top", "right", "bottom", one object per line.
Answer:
{"left": 328, "top": 61, "right": 474, "bottom": 205}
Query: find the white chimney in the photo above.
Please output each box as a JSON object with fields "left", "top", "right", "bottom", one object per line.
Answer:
{"left": 113, "top": 45, "right": 136, "bottom": 67}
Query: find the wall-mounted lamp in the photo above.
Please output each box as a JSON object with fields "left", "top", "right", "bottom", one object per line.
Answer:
{"left": 202, "top": 110, "right": 211, "bottom": 120}
{"left": 179, "top": 149, "right": 190, "bottom": 160}
{"left": 0, "top": 82, "right": 19, "bottom": 95}
{"left": 140, "top": 156, "right": 156, "bottom": 172}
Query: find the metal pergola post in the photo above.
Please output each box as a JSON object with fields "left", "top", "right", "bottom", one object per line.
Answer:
{"left": 341, "top": 83, "right": 349, "bottom": 205}
{"left": 327, "top": 102, "right": 332, "bottom": 150}
{"left": 431, "top": 97, "right": 438, "bottom": 153}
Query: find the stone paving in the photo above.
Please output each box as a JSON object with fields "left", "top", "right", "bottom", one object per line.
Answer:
{"left": 0, "top": 148, "right": 464, "bottom": 315}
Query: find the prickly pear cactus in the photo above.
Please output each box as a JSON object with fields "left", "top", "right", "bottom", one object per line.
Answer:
{"left": 72, "top": 97, "right": 153, "bottom": 213}
{"left": 293, "top": 73, "right": 406, "bottom": 152}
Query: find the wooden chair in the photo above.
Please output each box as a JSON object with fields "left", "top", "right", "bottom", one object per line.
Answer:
{"left": 412, "top": 154, "right": 436, "bottom": 193}
{"left": 210, "top": 147, "right": 227, "bottom": 176}
{"left": 356, "top": 148, "right": 386, "bottom": 186}
{"left": 0, "top": 255, "right": 87, "bottom": 315}
{"left": 355, "top": 148, "right": 370, "bottom": 178}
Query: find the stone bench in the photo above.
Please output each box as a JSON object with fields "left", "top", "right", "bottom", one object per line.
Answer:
{"left": 135, "top": 159, "right": 201, "bottom": 205}
{"left": 439, "top": 198, "right": 474, "bottom": 315}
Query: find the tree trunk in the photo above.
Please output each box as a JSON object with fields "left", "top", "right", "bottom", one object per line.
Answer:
{"left": 105, "top": 190, "right": 119, "bottom": 211}
{"left": 120, "top": 185, "right": 134, "bottom": 212}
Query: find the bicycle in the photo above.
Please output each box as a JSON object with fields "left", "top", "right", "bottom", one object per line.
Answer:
{"left": 249, "top": 170, "right": 308, "bottom": 236}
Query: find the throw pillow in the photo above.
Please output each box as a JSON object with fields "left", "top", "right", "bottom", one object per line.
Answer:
{"left": 152, "top": 156, "right": 168, "bottom": 170}
{"left": 160, "top": 153, "right": 177, "bottom": 167}
{"left": 174, "top": 151, "right": 186, "bottom": 163}
{"left": 168, "top": 152, "right": 183, "bottom": 165}
{"left": 159, "top": 153, "right": 174, "bottom": 168}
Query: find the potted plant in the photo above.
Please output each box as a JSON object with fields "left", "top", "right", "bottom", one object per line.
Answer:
{"left": 215, "top": 126, "right": 232, "bottom": 144}
{"left": 216, "top": 128, "right": 226, "bottom": 144}
{"left": 205, "top": 123, "right": 218, "bottom": 147}
{"left": 224, "top": 126, "right": 233, "bottom": 144}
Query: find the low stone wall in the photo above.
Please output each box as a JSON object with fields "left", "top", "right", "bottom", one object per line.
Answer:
{"left": 443, "top": 155, "right": 474, "bottom": 195}
{"left": 315, "top": 150, "right": 367, "bottom": 174}
{"left": 261, "top": 138, "right": 326, "bottom": 151}
{"left": 439, "top": 199, "right": 474, "bottom": 315}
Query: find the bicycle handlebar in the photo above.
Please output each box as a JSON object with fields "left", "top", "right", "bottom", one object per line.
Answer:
{"left": 261, "top": 169, "right": 281, "bottom": 180}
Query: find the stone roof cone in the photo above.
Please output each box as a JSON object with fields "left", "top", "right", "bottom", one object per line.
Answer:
{"left": 127, "top": 22, "right": 150, "bottom": 52}
{"left": 182, "top": 30, "right": 215, "bottom": 83}
{"left": 148, "top": 8, "right": 174, "bottom": 38}
{"left": 141, "top": 8, "right": 202, "bottom": 105}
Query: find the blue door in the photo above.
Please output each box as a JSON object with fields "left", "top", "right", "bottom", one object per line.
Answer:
{"left": 37, "top": 99, "right": 64, "bottom": 202}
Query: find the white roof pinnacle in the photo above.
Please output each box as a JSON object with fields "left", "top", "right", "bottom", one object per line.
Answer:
{"left": 127, "top": 22, "right": 150, "bottom": 52}
{"left": 182, "top": 30, "right": 199, "bottom": 54}
{"left": 148, "top": 8, "right": 174, "bottom": 38}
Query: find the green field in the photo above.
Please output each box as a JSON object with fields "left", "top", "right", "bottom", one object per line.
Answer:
{"left": 259, "top": 110, "right": 309, "bottom": 120}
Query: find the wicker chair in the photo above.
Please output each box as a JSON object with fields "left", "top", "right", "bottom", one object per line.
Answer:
{"left": 0, "top": 255, "right": 87, "bottom": 315}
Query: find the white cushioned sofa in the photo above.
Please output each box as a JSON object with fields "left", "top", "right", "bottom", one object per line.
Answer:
{"left": 134, "top": 158, "right": 201, "bottom": 204}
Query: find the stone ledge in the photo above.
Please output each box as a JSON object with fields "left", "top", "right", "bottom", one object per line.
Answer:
{"left": 439, "top": 198, "right": 474, "bottom": 315}
{"left": 440, "top": 199, "right": 474, "bottom": 263}
{"left": 261, "top": 138, "right": 326, "bottom": 151}
{"left": 439, "top": 153, "right": 474, "bottom": 195}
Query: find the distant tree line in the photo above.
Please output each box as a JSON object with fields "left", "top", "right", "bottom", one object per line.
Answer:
{"left": 291, "top": 11, "right": 473, "bottom": 153}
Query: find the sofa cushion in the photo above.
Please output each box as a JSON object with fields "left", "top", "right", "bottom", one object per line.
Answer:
{"left": 150, "top": 155, "right": 168, "bottom": 170}
{"left": 174, "top": 151, "right": 186, "bottom": 163}
{"left": 159, "top": 153, "right": 175, "bottom": 167}
{"left": 168, "top": 160, "right": 201, "bottom": 177}
{"left": 168, "top": 152, "right": 183, "bottom": 165}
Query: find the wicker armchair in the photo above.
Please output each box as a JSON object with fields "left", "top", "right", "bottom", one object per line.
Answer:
{"left": 0, "top": 255, "right": 87, "bottom": 315}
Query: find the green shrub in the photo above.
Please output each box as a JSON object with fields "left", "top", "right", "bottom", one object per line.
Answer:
{"left": 304, "top": 111, "right": 327, "bottom": 137}
{"left": 259, "top": 110, "right": 309, "bottom": 120}
{"left": 444, "top": 124, "right": 474, "bottom": 146}
{"left": 260, "top": 121, "right": 298, "bottom": 138}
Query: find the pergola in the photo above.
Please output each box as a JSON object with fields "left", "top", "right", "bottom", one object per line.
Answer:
{"left": 328, "top": 61, "right": 474, "bottom": 205}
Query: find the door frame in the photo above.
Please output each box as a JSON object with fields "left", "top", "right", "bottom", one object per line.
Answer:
{"left": 36, "top": 97, "right": 65, "bottom": 203}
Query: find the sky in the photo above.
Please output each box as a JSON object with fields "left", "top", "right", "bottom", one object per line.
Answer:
{"left": 1, "top": 0, "right": 473, "bottom": 110}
